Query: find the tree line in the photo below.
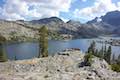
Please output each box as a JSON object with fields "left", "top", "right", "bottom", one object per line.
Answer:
{"left": 85, "top": 41, "right": 120, "bottom": 72}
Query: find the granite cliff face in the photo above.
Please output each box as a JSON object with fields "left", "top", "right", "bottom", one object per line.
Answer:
{"left": 0, "top": 50, "right": 119, "bottom": 80}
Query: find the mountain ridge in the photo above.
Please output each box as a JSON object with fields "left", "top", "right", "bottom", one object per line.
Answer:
{"left": 0, "top": 10, "right": 120, "bottom": 41}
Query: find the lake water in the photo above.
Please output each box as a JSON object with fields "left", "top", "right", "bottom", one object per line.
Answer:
{"left": 49, "top": 39, "right": 120, "bottom": 56}
{"left": 2, "top": 37, "right": 120, "bottom": 60}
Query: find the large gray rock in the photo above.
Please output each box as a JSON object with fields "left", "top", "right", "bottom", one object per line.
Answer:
{"left": 91, "top": 57, "right": 110, "bottom": 70}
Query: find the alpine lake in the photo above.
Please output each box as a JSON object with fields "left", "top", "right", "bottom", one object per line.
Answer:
{"left": 2, "top": 36, "right": 120, "bottom": 60}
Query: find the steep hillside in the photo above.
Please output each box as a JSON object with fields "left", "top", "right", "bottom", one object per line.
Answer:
{"left": 0, "top": 20, "right": 38, "bottom": 41}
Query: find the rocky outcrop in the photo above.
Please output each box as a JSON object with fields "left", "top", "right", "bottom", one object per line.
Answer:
{"left": 0, "top": 50, "right": 119, "bottom": 80}
{"left": 0, "top": 20, "right": 39, "bottom": 42}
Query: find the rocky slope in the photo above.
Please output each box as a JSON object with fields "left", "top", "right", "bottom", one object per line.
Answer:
{"left": 0, "top": 50, "right": 119, "bottom": 80}
{"left": 0, "top": 20, "right": 39, "bottom": 42}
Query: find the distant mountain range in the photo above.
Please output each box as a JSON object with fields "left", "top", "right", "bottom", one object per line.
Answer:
{"left": 87, "top": 10, "right": 120, "bottom": 36}
{"left": 0, "top": 10, "right": 120, "bottom": 41}
{"left": 28, "top": 17, "right": 106, "bottom": 38}
{"left": 28, "top": 11, "right": 120, "bottom": 38}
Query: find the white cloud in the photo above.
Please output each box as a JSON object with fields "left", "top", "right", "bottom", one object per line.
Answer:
{"left": 117, "top": 2, "right": 120, "bottom": 9}
{"left": 0, "top": 0, "right": 72, "bottom": 20}
{"left": 74, "top": 0, "right": 120, "bottom": 21}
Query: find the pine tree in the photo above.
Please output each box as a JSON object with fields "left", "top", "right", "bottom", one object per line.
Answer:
{"left": 112, "top": 54, "right": 115, "bottom": 62}
{"left": 0, "top": 43, "right": 7, "bottom": 62}
{"left": 38, "top": 26, "right": 48, "bottom": 58}
{"left": 84, "top": 52, "right": 93, "bottom": 66}
{"left": 104, "top": 44, "right": 107, "bottom": 54}
{"left": 14, "top": 55, "right": 17, "bottom": 60}
{"left": 104, "top": 46, "right": 112, "bottom": 64}
{"left": 87, "top": 41, "right": 96, "bottom": 55}
{"left": 95, "top": 49, "right": 98, "bottom": 57}
{"left": 98, "top": 46, "right": 104, "bottom": 59}
{"left": 117, "top": 54, "right": 120, "bottom": 63}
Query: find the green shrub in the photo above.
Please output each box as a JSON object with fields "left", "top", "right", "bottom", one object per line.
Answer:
{"left": 84, "top": 52, "right": 94, "bottom": 66}
{"left": 111, "top": 60, "right": 120, "bottom": 72}
{"left": 111, "top": 64, "right": 120, "bottom": 72}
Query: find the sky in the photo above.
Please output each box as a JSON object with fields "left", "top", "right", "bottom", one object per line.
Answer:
{"left": 0, "top": 0, "right": 120, "bottom": 23}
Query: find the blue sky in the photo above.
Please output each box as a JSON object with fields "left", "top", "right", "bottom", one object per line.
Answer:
{"left": 0, "top": 0, "right": 120, "bottom": 23}
{"left": 0, "top": 0, "right": 4, "bottom": 6}
{"left": 60, "top": 0, "right": 95, "bottom": 22}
